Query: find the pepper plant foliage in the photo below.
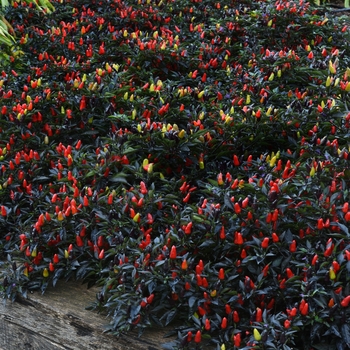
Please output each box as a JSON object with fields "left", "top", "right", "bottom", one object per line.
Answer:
{"left": 1, "top": 0, "right": 350, "bottom": 348}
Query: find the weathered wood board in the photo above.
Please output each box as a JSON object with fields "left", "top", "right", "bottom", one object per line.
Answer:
{"left": 0, "top": 280, "right": 169, "bottom": 350}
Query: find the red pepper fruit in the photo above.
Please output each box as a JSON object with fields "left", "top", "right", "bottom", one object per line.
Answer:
{"left": 132, "top": 315, "right": 140, "bottom": 325}
{"left": 187, "top": 331, "right": 192, "bottom": 342}
{"left": 140, "top": 181, "right": 148, "bottom": 194}
{"left": 317, "top": 218, "right": 324, "bottom": 230}
{"left": 64, "top": 207, "right": 71, "bottom": 217}
{"left": 73, "top": 187, "right": 79, "bottom": 197}
{"left": 221, "top": 317, "right": 227, "bottom": 329}
{"left": 342, "top": 202, "right": 349, "bottom": 213}
{"left": 266, "top": 212, "right": 272, "bottom": 223}
{"left": 80, "top": 226, "right": 86, "bottom": 237}
{"left": 129, "top": 208, "right": 136, "bottom": 218}
{"left": 234, "top": 202, "right": 241, "bottom": 214}
{"left": 311, "top": 254, "right": 318, "bottom": 265}
{"left": 256, "top": 307, "right": 262, "bottom": 322}
{"left": 289, "top": 240, "right": 297, "bottom": 252}
{"left": 53, "top": 254, "right": 60, "bottom": 264}
{"left": 49, "top": 262, "right": 55, "bottom": 272}
{"left": 271, "top": 209, "right": 279, "bottom": 222}
{"left": 242, "top": 197, "right": 249, "bottom": 208}
{"left": 76, "top": 235, "right": 84, "bottom": 247}
{"left": 262, "top": 265, "right": 269, "bottom": 277}
{"left": 341, "top": 295, "right": 350, "bottom": 307}
{"left": 83, "top": 195, "right": 89, "bottom": 207}
{"left": 267, "top": 298, "right": 275, "bottom": 309}
{"left": 97, "top": 235, "right": 104, "bottom": 248}
{"left": 233, "top": 310, "right": 239, "bottom": 323}
{"left": 194, "top": 330, "right": 201, "bottom": 343}
{"left": 75, "top": 140, "right": 82, "bottom": 150}
{"left": 272, "top": 232, "right": 279, "bottom": 242}
{"left": 289, "top": 307, "right": 297, "bottom": 318}
{"left": 147, "top": 213, "right": 154, "bottom": 224}
{"left": 231, "top": 179, "right": 239, "bottom": 189}
{"left": 335, "top": 287, "right": 342, "bottom": 294}
{"left": 170, "top": 245, "right": 177, "bottom": 259}
{"left": 333, "top": 261, "right": 340, "bottom": 273}
{"left": 1, "top": 206, "right": 7, "bottom": 216}
{"left": 198, "top": 306, "right": 206, "bottom": 316}
{"left": 286, "top": 268, "right": 294, "bottom": 279}
{"left": 261, "top": 237, "right": 269, "bottom": 249}
{"left": 98, "top": 249, "right": 105, "bottom": 259}
{"left": 324, "top": 243, "right": 334, "bottom": 257}
{"left": 345, "top": 250, "right": 350, "bottom": 261}
{"left": 185, "top": 222, "right": 193, "bottom": 234}
{"left": 234, "top": 231, "right": 244, "bottom": 245}
{"left": 233, "top": 333, "right": 241, "bottom": 347}
{"left": 25, "top": 246, "right": 31, "bottom": 257}
{"left": 179, "top": 181, "right": 188, "bottom": 193}
{"left": 300, "top": 301, "right": 309, "bottom": 316}
{"left": 147, "top": 294, "right": 154, "bottom": 304}
{"left": 45, "top": 212, "right": 51, "bottom": 222}
{"left": 183, "top": 193, "right": 190, "bottom": 203}
{"left": 284, "top": 319, "right": 291, "bottom": 328}
{"left": 219, "top": 226, "right": 226, "bottom": 239}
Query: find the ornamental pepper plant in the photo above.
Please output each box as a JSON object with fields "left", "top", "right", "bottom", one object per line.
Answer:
{"left": 1, "top": 0, "right": 350, "bottom": 349}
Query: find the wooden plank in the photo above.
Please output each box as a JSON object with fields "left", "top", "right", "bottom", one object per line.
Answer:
{"left": 0, "top": 280, "right": 170, "bottom": 350}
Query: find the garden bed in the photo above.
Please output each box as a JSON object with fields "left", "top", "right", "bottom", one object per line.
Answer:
{"left": 2, "top": 0, "right": 350, "bottom": 348}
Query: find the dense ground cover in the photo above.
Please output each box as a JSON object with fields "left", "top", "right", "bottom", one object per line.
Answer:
{"left": 1, "top": 0, "right": 350, "bottom": 348}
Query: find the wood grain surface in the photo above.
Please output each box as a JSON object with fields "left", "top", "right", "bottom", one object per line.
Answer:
{"left": 0, "top": 280, "right": 169, "bottom": 350}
